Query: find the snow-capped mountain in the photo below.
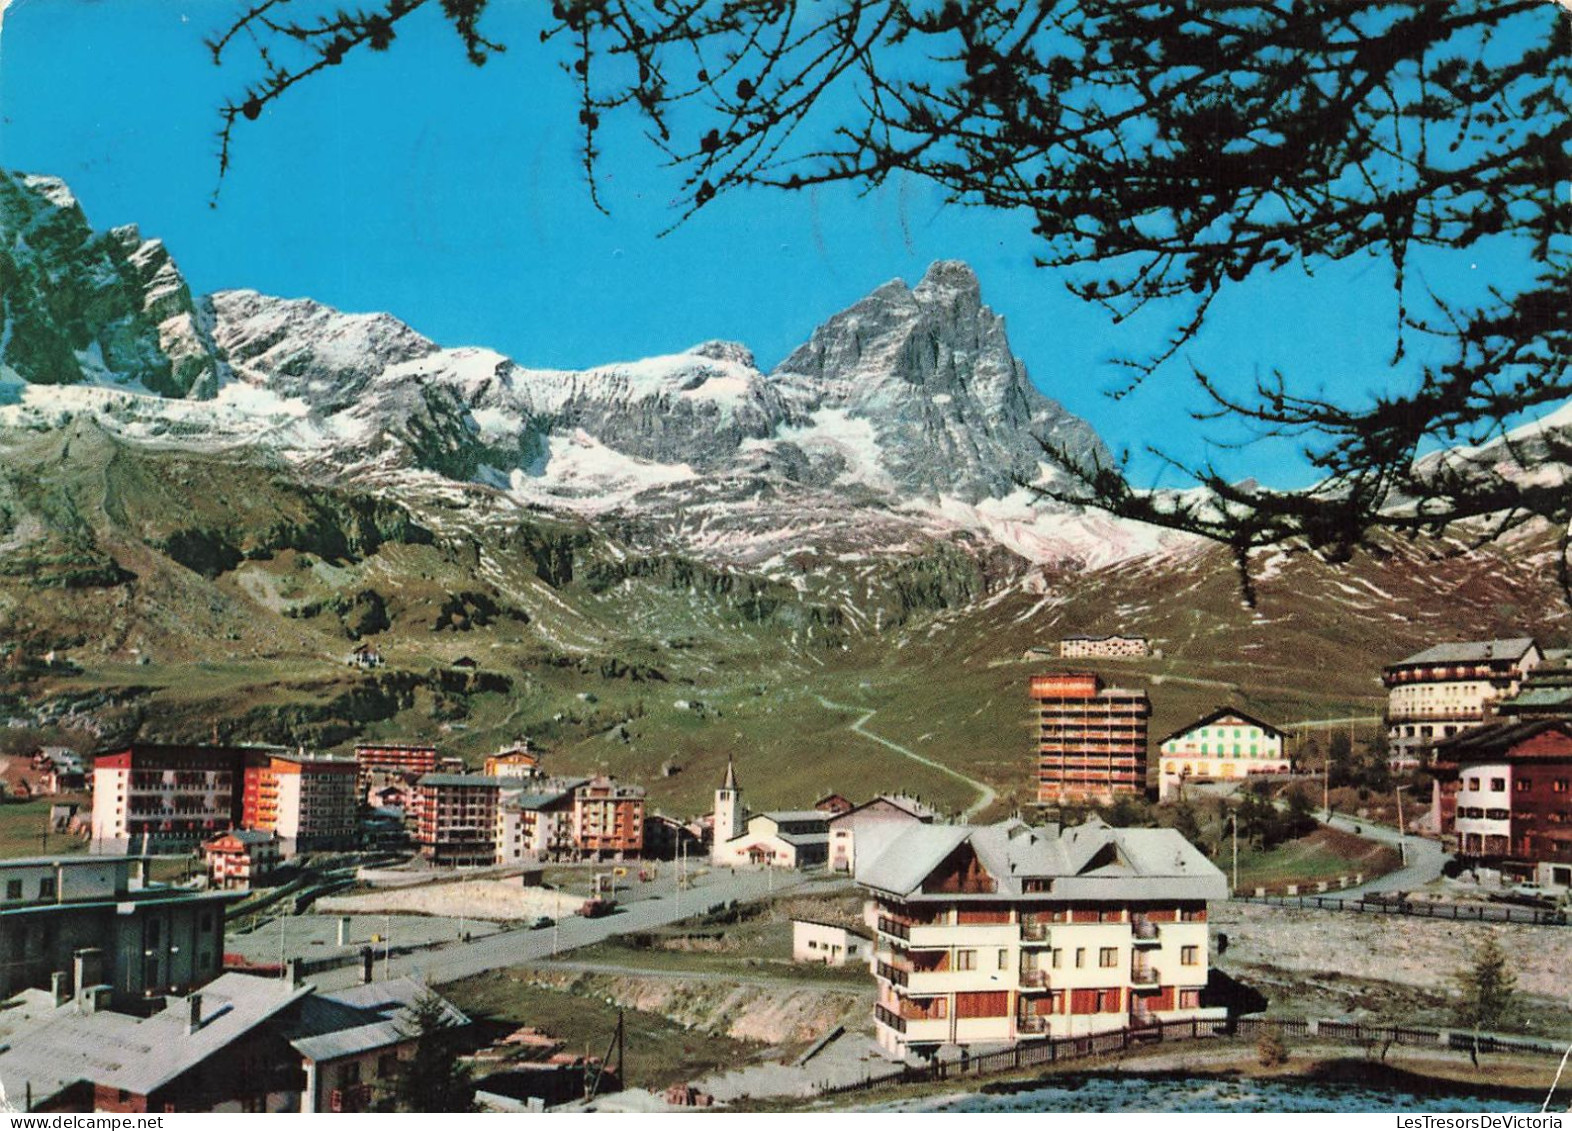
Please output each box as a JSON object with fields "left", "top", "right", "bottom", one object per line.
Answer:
{"left": 771, "top": 258, "right": 1107, "bottom": 503}
{"left": 0, "top": 173, "right": 226, "bottom": 399}
{"left": 0, "top": 169, "right": 1173, "bottom": 574}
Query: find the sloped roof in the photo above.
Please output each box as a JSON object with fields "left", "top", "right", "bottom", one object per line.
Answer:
{"left": 1390, "top": 637, "right": 1540, "bottom": 667}
{"left": 284, "top": 977, "right": 467, "bottom": 1063}
{"left": 1156, "top": 705, "right": 1287, "bottom": 748}
{"left": 1431, "top": 718, "right": 1572, "bottom": 761}
{"left": 856, "top": 818, "right": 1226, "bottom": 903}
{"left": 0, "top": 974, "right": 310, "bottom": 1104}
{"left": 417, "top": 773, "right": 511, "bottom": 788}
{"left": 758, "top": 810, "right": 830, "bottom": 826}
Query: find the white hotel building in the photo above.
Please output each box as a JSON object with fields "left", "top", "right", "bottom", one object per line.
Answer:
{"left": 857, "top": 818, "right": 1227, "bottom": 1058}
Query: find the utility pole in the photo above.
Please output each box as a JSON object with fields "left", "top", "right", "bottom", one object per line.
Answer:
{"left": 1395, "top": 784, "right": 1408, "bottom": 866}
{"left": 278, "top": 914, "right": 286, "bottom": 979}
{"left": 383, "top": 913, "right": 391, "bottom": 981}
{"left": 1231, "top": 814, "right": 1239, "bottom": 895}
{"left": 1323, "top": 753, "right": 1331, "bottom": 822}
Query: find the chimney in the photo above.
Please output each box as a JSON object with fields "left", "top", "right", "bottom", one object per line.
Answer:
{"left": 361, "top": 946, "right": 374, "bottom": 984}
{"left": 50, "top": 971, "right": 69, "bottom": 1008}
{"left": 72, "top": 948, "right": 103, "bottom": 1004}
{"left": 186, "top": 993, "right": 203, "bottom": 1035}
{"left": 81, "top": 985, "right": 111, "bottom": 1015}
{"left": 286, "top": 957, "right": 303, "bottom": 988}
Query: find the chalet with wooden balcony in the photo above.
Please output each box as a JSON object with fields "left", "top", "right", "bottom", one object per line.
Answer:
{"left": 1430, "top": 718, "right": 1572, "bottom": 890}
{"left": 857, "top": 817, "right": 1226, "bottom": 1059}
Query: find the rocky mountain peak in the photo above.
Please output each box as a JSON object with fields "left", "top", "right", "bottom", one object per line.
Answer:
{"left": 0, "top": 170, "right": 225, "bottom": 398}
{"left": 688, "top": 340, "right": 757, "bottom": 369}
{"left": 770, "top": 260, "right": 1107, "bottom": 502}
{"left": 912, "top": 259, "right": 983, "bottom": 312}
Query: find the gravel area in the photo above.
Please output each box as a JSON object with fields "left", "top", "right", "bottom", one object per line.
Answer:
{"left": 1213, "top": 902, "right": 1570, "bottom": 1000}
{"left": 319, "top": 880, "right": 580, "bottom": 921}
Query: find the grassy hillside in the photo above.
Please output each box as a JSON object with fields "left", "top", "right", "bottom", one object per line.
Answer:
{"left": 3, "top": 428, "right": 1567, "bottom": 824}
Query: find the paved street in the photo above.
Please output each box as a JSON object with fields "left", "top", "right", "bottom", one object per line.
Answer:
{"left": 1322, "top": 812, "right": 1446, "bottom": 896}
{"left": 303, "top": 864, "right": 834, "bottom": 992}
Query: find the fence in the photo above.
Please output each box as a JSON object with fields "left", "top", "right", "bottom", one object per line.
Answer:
{"left": 810, "top": 1015, "right": 1565, "bottom": 1101}
{"left": 1236, "top": 892, "right": 1566, "bottom": 927}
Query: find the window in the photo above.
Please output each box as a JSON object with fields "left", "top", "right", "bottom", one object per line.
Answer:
{"left": 1467, "top": 778, "right": 1480, "bottom": 791}
{"left": 1490, "top": 778, "right": 1506, "bottom": 792}
{"left": 1179, "top": 989, "right": 1201, "bottom": 1009}
{"left": 1516, "top": 779, "right": 1532, "bottom": 792}
{"left": 1050, "top": 948, "right": 1062, "bottom": 969}
{"left": 1555, "top": 780, "right": 1569, "bottom": 794}
{"left": 1181, "top": 945, "right": 1200, "bottom": 965}
{"left": 955, "top": 949, "right": 977, "bottom": 971}
{"left": 998, "top": 949, "right": 1009, "bottom": 971}
{"left": 5, "top": 881, "right": 20, "bottom": 900}
{"left": 1099, "top": 947, "right": 1118, "bottom": 968}
{"left": 1074, "top": 948, "right": 1086, "bottom": 969}
{"left": 38, "top": 878, "right": 56, "bottom": 899}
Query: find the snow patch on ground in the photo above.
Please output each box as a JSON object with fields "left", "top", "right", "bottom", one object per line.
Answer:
{"left": 911, "top": 487, "right": 1196, "bottom": 568}
{"left": 508, "top": 429, "right": 696, "bottom": 512}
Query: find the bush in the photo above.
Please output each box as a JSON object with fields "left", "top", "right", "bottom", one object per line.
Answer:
{"left": 1257, "top": 1028, "right": 1289, "bottom": 1067}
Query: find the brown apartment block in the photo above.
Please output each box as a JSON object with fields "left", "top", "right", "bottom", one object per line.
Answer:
{"left": 352, "top": 742, "right": 439, "bottom": 790}
{"left": 574, "top": 776, "right": 646, "bottom": 859}
{"left": 1031, "top": 673, "right": 1150, "bottom": 805}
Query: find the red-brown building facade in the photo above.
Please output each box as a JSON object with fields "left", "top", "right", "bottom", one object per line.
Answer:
{"left": 1431, "top": 719, "right": 1572, "bottom": 890}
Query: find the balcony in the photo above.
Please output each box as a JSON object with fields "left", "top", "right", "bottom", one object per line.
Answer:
{"left": 1016, "top": 1014, "right": 1051, "bottom": 1035}
{"left": 876, "top": 916, "right": 911, "bottom": 941}
{"left": 875, "top": 961, "right": 910, "bottom": 987}
{"left": 1131, "top": 920, "right": 1161, "bottom": 945}
{"left": 1130, "top": 963, "right": 1160, "bottom": 987}
{"left": 1018, "top": 967, "right": 1051, "bottom": 990}
{"left": 874, "top": 1004, "right": 906, "bottom": 1033}
{"left": 1020, "top": 921, "right": 1050, "bottom": 944}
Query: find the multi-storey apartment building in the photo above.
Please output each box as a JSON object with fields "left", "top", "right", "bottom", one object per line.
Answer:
{"left": 1031, "top": 673, "right": 1151, "bottom": 805}
{"left": 1157, "top": 707, "right": 1291, "bottom": 801}
{"left": 1431, "top": 719, "right": 1572, "bottom": 890}
{"left": 859, "top": 818, "right": 1226, "bottom": 1058}
{"left": 0, "top": 856, "right": 230, "bottom": 1008}
{"left": 412, "top": 774, "right": 507, "bottom": 866}
{"left": 91, "top": 744, "right": 253, "bottom": 854}
{"left": 352, "top": 742, "right": 439, "bottom": 791}
{"left": 497, "top": 780, "right": 582, "bottom": 863}
{"left": 241, "top": 753, "right": 358, "bottom": 856}
{"left": 1383, "top": 638, "right": 1543, "bottom": 769}
{"left": 855, "top": 817, "right": 1219, "bottom": 1057}
{"left": 573, "top": 776, "right": 645, "bottom": 859}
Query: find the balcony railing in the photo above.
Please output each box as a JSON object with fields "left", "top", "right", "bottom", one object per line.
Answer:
{"left": 875, "top": 961, "right": 910, "bottom": 987}
{"left": 1130, "top": 964, "right": 1160, "bottom": 986}
{"left": 1020, "top": 921, "right": 1050, "bottom": 943}
{"left": 875, "top": 1004, "right": 906, "bottom": 1033}
{"left": 1016, "top": 1015, "right": 1050, "bottom": 1035}
{"left": 1019, "top": 968, "right": 1050, "bottom": 989}
{"left": 1131, "top": 920, "right": 1160, "bottom": 943}
{"left": 877, "top": 916, "right": 911, "bottom": 941}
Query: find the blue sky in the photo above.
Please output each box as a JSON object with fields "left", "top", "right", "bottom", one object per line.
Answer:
{"left": 0, "top": 1, "right": 1542, "bottom": 487}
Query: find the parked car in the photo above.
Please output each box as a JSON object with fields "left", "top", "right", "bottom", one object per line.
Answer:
{"left": 529, "top": 916, "right": 554, "bottom": 930}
